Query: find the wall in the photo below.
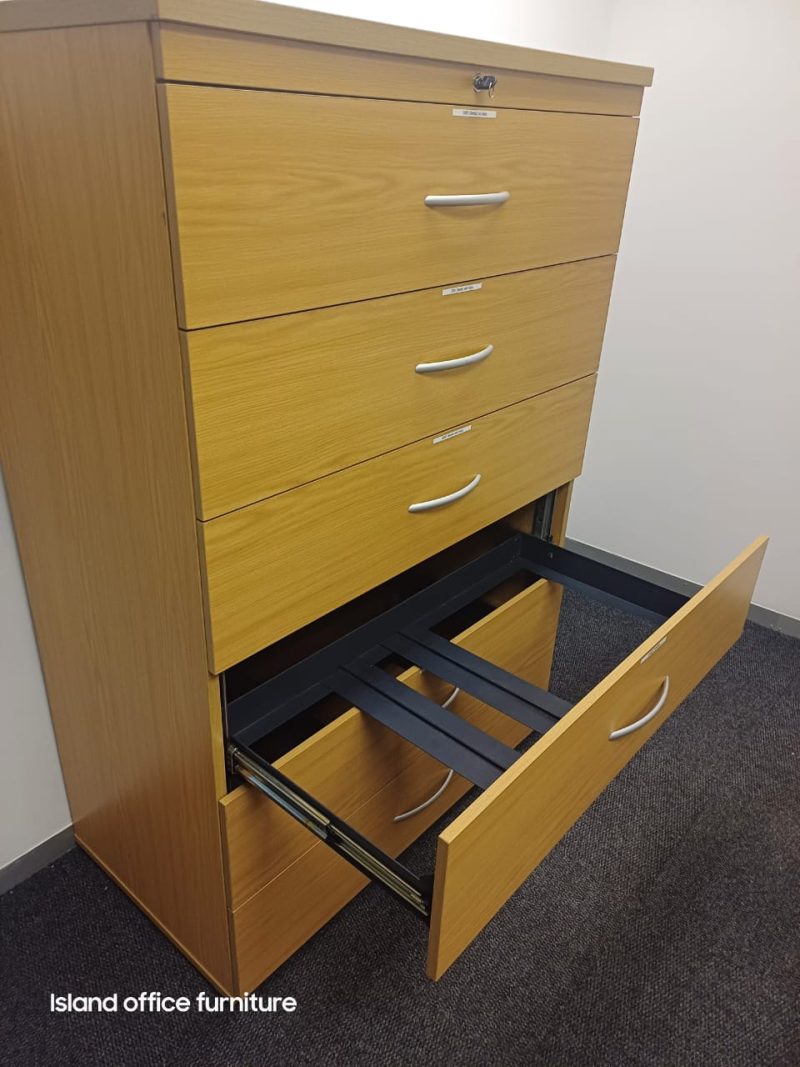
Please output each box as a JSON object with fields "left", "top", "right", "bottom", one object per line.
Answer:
{"left": 0, "top": 472, "right": 71, "bottom": 870}
{"left": 569, "top": 0, "right": 800, "bottom": 619}
{"left": 271, "top": 0, "right": 617, "bottom": 56}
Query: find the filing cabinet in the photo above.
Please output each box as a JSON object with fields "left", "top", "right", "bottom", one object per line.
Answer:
{"left": 0, "top": 0, "right": 766, "bottom": 995}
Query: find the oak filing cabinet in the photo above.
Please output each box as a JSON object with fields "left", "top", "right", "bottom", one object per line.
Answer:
{"left": 0, "top": 0, "right": 767, "bottom": 995}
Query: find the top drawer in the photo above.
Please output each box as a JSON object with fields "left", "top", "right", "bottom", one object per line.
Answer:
{"left": 161, "top": 85, "right": 639, "bottom": 327}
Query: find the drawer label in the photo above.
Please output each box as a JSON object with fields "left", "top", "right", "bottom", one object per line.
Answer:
{"left": 433, "top": 425, "right": 472, "bottom": 445}
{"left": 442, "top": 282, "right": 482, "bottom": 297}
{"left": 640, "top": 636, "right": 668, "bottom": 664}
{"left": 452, "top": 108, "right": 497, "bottom": 119}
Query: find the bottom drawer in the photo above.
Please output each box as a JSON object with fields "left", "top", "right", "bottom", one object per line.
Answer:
{"left": 227, "top": 533, "right": 767, "bottom": 991}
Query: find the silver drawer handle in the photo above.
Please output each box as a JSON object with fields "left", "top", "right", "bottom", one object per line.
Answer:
{"left": 393, "top": 770, "right": 454, "bottom": 822}
{"left": 408, "top": 473, "right": 481, "bottom": 513}
{"left": 424, "top": 191, "right": 510, "bottom": 207}
{"left": 415, "top": 344, "right": 493, "bottom": 375}
{"left": 609, "top": 676, "right": 670, "bottom": 740}
{"left": 393, "top": 687, "right": 460, "bottom": 822}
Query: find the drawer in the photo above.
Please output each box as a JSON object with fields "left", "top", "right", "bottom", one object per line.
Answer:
{"left": 161, "top": 84, "right": 638, "bottom": 326}
{"left": 199, "top": 376, "right": 596, "bottom": 672}
{"left": 425, "top": 536, "right": 767, "bottom": 977}
{"left": 186, "top": 258, "right": 615, "bottom": 518}
{"left": 222, "top": 577, "right": 562, "bottom": 912}
{"left": 228, "top": 534, "right": 767, "bottom": 990}
{"left": 156, "top": 25, "right": 646, "bottom": 119}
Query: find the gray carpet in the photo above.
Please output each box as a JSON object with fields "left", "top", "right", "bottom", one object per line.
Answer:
{"left": 2, "top": 591, "right": 799, "bottom": 1066}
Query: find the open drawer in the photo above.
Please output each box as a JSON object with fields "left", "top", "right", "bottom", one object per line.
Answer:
{"left": 227, "top": 532, "right": 767, "bottom": 981}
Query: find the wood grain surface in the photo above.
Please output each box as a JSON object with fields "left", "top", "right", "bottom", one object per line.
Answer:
{"left": 155, "top": 24, "right": 645, "bottom": 117}
{"left": 185, "top": 258, "right": 615, "bottom": 517}
{"left": 199, "top": 377, "right": 596, "bottom": 671}
{"left": 162, "top": 84, "right": 638, "bottom": 326}
{"left": 0, "top": 23, "right": 232, "bottom": 990}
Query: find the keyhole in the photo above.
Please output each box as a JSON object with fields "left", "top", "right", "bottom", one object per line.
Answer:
{"left": 473, "top": 73, "right": 497, "bottom": 98}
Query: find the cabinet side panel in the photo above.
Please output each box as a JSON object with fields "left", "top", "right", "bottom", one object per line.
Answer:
{"left": 0, "top": 23, "right": 232, "bottom": 989}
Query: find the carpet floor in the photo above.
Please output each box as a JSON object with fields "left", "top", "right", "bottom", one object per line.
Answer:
{"left": 2, "top": 591, "right": 799, "bottom": 1066}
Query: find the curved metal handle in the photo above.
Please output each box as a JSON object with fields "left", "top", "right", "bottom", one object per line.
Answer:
{"left": 393, "top": 687, "right": 459, "bottom": 822}
{"left": 393, "top": 770, "right": 454, "bottom": 823}
{"left": 609, "top": 676, "right": 670, "bottom": 740}
{"left": 408, "top": 473, "right": 481, "bottom": 513}
{"left": 424, "top": 192, "right": 510, "bottom": 207}
{"left": 416, "top": 344, "right": 493, "bottom": 375}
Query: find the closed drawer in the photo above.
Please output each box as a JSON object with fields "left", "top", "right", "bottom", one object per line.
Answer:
{"left": 186, "top": 258, "right": 615, "bottom": 518}
{"left": 161, "top": 84, "right": 638, "bottom": 327}
{"left": 222, "top": 577, "right": 562, "bottom": 912}
{"left": 156, "top": 25, "right": 646, "bottom": 119}
{"left": 229, "top": 535, "right": 767, "bottom": 991}
{"left": 199, "top": 376, "right": 596, "bottom": 672}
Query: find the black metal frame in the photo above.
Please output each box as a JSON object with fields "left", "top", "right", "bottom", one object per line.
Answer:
{"left": 226, "top": 533, "right": 688, "bottom": 920}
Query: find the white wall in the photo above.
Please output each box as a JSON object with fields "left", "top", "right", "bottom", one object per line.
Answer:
{"left": 0, "top": 471, "right": 71, "bottom": 869}
{"left": 2, "top": 0, "right": 797, "bottom": 871}
{"left": 569, "top": 0, "right": 800, "bottom": 619}
{"left": 271, "top": 0, "right": 616, "bottom": 56}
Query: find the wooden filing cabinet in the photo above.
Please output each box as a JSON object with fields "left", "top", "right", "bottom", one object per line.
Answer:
{"left": 0, "top": 0, "right": 767, "bottom": 996}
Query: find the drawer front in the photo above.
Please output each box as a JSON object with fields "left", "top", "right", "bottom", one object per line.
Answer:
{"left": 162, "top": 84, "right": 638, "bottom": 326}
{"left": 426, "top": 536, "right": 768, "bottom": 979}
{"left": 199, "top": 376, "right": 595, "bottom": 672}
{"left": 187, "top": 258, "right": 615, "bottom": 518}
{"left": 223, "top": 578, "right": 562, "bottom": 991}
{"left": 157, "top": 26, "right": 645, "bottom": 119}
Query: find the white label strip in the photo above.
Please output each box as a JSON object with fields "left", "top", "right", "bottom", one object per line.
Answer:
{"left": 452, "top": 108, "right": 496, "bottom": 119}
{"left": 640, "top": 636, "right": 668, "bottom": 664}
{"left": 433, "top": 425, "right": 472, "bottom": 445}
{"left": 442, "top": 282, "right": 482, "bottom": 297}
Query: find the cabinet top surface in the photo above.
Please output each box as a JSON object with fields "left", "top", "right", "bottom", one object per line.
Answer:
{"left": 0, "top": 0, "right": 653, "bottom": 86}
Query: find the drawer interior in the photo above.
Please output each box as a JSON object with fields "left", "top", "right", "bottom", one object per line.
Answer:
{"left": 221, "top": 549, "right": 559, "bottom": 926}
{"left": 224, "top": 528, "right": 688, "bottom": 759}
{"left": 226, "top": 529, "right": 767, "bottom": 979}
{"left": 234, "top": 577, "right": 538, "bottom": 766}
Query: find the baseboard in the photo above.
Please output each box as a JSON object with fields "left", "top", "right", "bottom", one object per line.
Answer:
{"left": 0, "top": 826, "right": 74, "bottom": 895}
{"left": 565, "top": 538, "right": 800, "bottom": 639}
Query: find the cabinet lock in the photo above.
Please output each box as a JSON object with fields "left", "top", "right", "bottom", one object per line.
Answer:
{"left": 473, "top": 73, "right": 497, "bottom": 97}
